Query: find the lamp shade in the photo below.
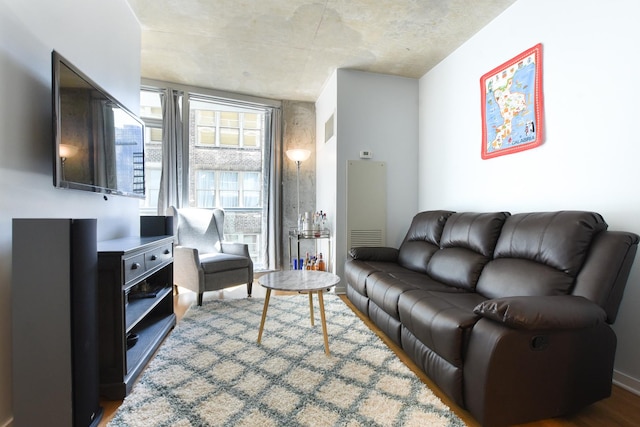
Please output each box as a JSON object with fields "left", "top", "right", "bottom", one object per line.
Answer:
{"left": 59, "top": 143, "right": 79, "bottom": 159}
{"left": 286, "top": 148, "right": 311, "bottom": 162}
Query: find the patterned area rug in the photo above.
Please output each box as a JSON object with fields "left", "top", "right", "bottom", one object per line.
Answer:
{"left": 108, "top": 294, "right": 466, "bottom": 427}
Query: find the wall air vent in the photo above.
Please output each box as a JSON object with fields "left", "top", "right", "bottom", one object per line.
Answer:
{"left": 346, "top": 160, "right": 386, "bottom": 250}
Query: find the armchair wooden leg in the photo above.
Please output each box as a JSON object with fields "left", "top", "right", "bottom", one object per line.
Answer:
{"left": 247, "top": 282, "right": 253, "bottom": 297}
{"left": 197, "top": 292, "right": 203, "bottom": 306}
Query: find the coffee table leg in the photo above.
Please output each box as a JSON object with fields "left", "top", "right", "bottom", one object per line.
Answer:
{"left": 257, "top": 288, "right": 271, "bottom": 344}
{"left": 308, "top": 292, "right": 315, "bottom": 326}
{"left": 317, "top": 290, "right": 330, "bottom": 355}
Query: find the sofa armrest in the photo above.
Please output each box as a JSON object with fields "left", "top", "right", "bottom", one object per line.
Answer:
{"left": 173, "top": 246, "right": 202, "bottom": 293}
{"left": 473, "top": 295, "right": 607, "bottom": 330}
{"left": 348, "top": 246, "right": 399, "bottom": 262}
{"left": 220, "top": 241, "right": 251, "bottom": 258}
{"left": 174, "top": 245, "right": 200, "bottom": 265}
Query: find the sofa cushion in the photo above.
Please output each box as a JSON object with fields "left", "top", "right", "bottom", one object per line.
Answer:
{"left": 477, "top": 211, "right": 608, "bottom": 298}
{"left": 397, "top": 210, "right": 454, "bottom": 273}
{"left": 426, "top": 212, "right": 509, "bottom": 291}
{"left": 398, "top": 290, "right": 486, "bottom": 368}
{"left": 476, "top": 258, "right": 576, "bottom": 298}
{"left": 345, "top": 259, "right": 378, "bottom": 297}
{"left": 176, "top": 208, "right": 222, "bottom": 254}
{"left": 367, "top": 273, "right": 424, "bottom": 320}
{"left": 367, "top": 271, "right": 462, "bottom": 320}
{"left": 494, "top": 211, "right": 606, "bottom": 275}
{"left": 200, "top": 253, "right": 250, "bottom": 273}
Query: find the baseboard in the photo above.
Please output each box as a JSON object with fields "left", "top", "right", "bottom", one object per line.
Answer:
{"left": 613, "top": 369, "right": 640, "bottom": 395}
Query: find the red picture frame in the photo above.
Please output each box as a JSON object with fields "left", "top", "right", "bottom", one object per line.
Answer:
{"left": 480, "top": 43, "right": 544, "bottom": 159}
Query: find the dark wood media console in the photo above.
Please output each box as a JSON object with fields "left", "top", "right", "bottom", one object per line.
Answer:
{"left": 97, "top": 235, "right": 176, "bottom": 400}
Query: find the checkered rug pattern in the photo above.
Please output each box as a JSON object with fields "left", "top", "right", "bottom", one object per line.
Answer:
{"left": 108, "top": 293, "right": 466, "bottom": 427}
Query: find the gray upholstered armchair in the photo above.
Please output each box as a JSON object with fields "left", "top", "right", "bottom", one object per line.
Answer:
{"left": 168, "top": 206, "right": 253, "bottom": 305}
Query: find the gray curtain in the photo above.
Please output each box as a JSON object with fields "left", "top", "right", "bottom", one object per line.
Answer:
{"left": 264, "top": 107, "right": 283, "bottom": 270}
{"left": 157, "top": 89, "right": 183, "bottom": 214}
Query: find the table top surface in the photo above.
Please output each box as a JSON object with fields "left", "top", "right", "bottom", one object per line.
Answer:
{"left": 258, "top": 270, "right": 340, "bottom": 292}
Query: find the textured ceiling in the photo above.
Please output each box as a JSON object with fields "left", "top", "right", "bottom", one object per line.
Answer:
{"left": 126, "top": 0, "right": 516, "bottom": 102}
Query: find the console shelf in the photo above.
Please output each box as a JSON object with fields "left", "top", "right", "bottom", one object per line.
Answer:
{"left": 97, "top": 235, "right": 176, "bottom": 400}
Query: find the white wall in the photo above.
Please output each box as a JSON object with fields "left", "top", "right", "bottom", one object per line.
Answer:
{"left": 316, "top": 69, "right": 419, "bottom": 291}
{"left": 315, "top": 70, "right": 338, "bottom": 276}
{"left": 0, "top": 0, "right": 141, "bottom": 424}
{"left": 419, "top": 0, "right": 640, "bottom": 393}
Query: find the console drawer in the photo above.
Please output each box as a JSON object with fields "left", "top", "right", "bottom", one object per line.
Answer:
{"left": 145, "top": 244, "right": 172, "bottom": 271}
{"left": 123, "top": 254, "right": 145, "bottom": 284}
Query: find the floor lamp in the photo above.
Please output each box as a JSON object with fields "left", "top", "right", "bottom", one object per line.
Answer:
{"left": 286, "top": 148, "right": 311, "bottom": 231}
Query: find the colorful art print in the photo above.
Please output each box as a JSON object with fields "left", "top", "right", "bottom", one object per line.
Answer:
{"left": 481, "top": 43, "right": 543, "bottom": 159}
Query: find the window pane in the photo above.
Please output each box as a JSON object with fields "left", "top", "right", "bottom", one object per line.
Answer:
{"left": 243, "top": 113, "right": 259, "bottom": 129}
{"left": 196, "top": 170, "right": 215, "bottom": 207}
{"left": 196, "top": 110, "right": 216, "bottom": 126}
{"left": 243, "top": 191, "right": 259, "bottom": 207}
{"left": 198, "top": 127, "right": 216, "bottom": 145}
{"left": 149, "top": 128, "right": 162, "bottom": 143}
{"left": 244, "top": 172, "right": 260, "bottom": 190}
{"left": 220, "top": 172, "right": 238, "bottom": 190}
{"left": 243, "top": 130, "right": 259, "bottom": 147}
{"left": 220, "top": 128, "right": 239, "bottom": 146}
{"left": 220, "top": 191, "right": 238, "bottom": 207}
{"left": 140, "top": 90, "right": 162, "bottom": 119}
{"left": 219, "top": 172, "right": 238, "bottom": 207}
{"left": 220, "top": 112, "right": 239, "bottom": 127}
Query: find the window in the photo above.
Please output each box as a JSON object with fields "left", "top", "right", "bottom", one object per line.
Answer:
{"left": 139, "top": 89, "right": 163, "bottom": 215}
{"left": 188, "top": 97, "right": 266, "bottom": 267}
{"left": 139, "top": 84, "right": 278, "bottom": 271}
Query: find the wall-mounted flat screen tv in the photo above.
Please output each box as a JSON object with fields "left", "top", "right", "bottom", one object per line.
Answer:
{"left": 52, "top": 50, "right": 145, "bottom": 198}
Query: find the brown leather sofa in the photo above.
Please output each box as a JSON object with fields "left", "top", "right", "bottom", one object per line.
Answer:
{"left": 345, "top": 210, "right": 638, "bottom": 426}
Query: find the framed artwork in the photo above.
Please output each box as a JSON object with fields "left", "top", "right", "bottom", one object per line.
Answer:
{"left": 481, "top": 43, "right": 543, "bottom": 159}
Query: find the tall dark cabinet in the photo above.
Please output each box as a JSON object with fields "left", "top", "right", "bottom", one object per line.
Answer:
{"left": 12, "top": 219, "right": 102, "bottom": 427}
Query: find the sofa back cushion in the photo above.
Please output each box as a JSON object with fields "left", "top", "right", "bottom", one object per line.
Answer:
{"left": 476, "top": 211, "right": 608, "bottom": 298}
{"left": 175, "top": 207, "right": 224, "bottom": 254}
{"left": 397, "top": 210, "right": 454, "bottom": 273}
{"left": 426, "top": 212, "right": 509, "bottom": 291}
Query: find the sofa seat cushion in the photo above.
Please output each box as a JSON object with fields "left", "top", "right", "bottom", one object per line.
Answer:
{"left": 368, "top": 271, "right": 464, "bottom": 321}
{"left": 367, "top": 273, "right": 423, "bottom": 320}
{"left": 346, "top": 260, "right": 410, "bottom": 297}
{"left": 200, "top": 253, "right": 250, "bottom": 273}
{"left": 398, "top": 290, "right": 486, "bottom": 368}
{"left": 345, "top": 259, "right": 378, "bottom": 297}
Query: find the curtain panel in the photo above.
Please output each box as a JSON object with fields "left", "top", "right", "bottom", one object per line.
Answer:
{"left": 157, "top": 89, "right": 184, "bottom": 214}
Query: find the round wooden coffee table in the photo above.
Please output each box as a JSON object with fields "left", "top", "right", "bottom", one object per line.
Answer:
{"left": 256, "top": 270, "right": 340, "bottom": 355}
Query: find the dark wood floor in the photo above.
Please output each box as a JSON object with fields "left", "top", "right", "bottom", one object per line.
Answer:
{"left": 99, "top": 283, "right": 640, "bottom": 427}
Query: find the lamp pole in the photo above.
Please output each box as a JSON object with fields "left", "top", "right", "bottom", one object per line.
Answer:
{"left": 296, "top": 160, "right": 301, "bottom": 230}
{"left": 286, "top": 148, "right": 311, "bottom": 232}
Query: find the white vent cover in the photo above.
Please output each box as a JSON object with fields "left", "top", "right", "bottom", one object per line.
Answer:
{"left": 347, "top": 160, "right": 386, "bottom": 250}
